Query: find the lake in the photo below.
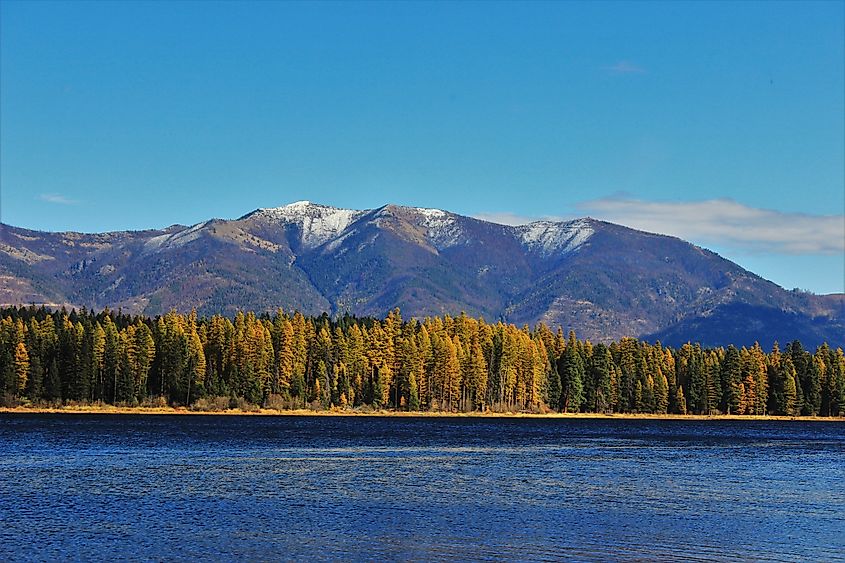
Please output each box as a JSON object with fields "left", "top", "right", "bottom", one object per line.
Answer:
{"left": 0, "top": 415, "right": 843, "bottom": 561}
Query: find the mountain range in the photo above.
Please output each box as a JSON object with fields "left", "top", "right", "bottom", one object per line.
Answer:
{"left": 1, "top": 201, "right": 842, "bottom": 347}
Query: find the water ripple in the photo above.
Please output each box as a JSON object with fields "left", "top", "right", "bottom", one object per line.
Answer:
{"left": 0, "top": 415, "right": 843, "bottom": 561}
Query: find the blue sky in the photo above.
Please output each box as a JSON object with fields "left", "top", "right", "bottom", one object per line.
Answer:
{"left": 1, "top": 1, "right": 843, "bottom": 293}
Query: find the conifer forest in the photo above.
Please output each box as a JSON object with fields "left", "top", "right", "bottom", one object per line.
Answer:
{"left": 1, "top": 306, "right": 843, "bottom": 416}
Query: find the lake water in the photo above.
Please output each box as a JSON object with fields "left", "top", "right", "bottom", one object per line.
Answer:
{"left": 0, "top": 415, "right": 843, "bottom": 561}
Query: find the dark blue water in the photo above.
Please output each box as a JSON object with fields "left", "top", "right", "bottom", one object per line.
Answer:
{"left": 0, "top": 415, "right": 843, "bottom": 561}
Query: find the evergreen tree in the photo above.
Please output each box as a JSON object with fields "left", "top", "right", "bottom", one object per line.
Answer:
{"left": 559, "top": 332, "right": 584, "bottom": 413}
{"left": 135, "top": 323, "right": 155, "bottom": 402}
{"left": 13, "top": 342, "right": 29, "bottom": 396}
{"left": 588, "top": 344, "right": 613, "bottom": 413}
{"left": 443, "top": 337, "right": 461, "bottom": 411}
{"left": 662, "top": 348, "right": 678, "bottom": 414}
{"left": 315, "top": 360, "right": 330, "bottom": 406}
{"left": 825, "top": 347, "right": 845, "bottom": 416}
{"left": 45, "top": 357, "right": 61, "bottom": 402}
{"left": 705, "top": 353, "right": 722, "bottom": 414}
{"left": 0, "top": 305, "right": 840, "bottom": 417}
{"left": 637, "top": 356, "right": 654, "bottom": 413}
{"left": 91, "top": 323, "right": 106, "bottom": 402}
{"left": 675, "top": 385, "right": 687, "bottom": 415}
{"left": 617, "top": 338, "right": 638, "bottom": 412}
{"left": 116, "top": 326, "right": 136, "bottom": 404}
{"left": 654, "top": 368, "right": 669, "bottom": 414}
{"left": 770, "top": 356, "right": 798, "bottom": 416}
{"left": 24, "top": 320, "right": 43, "bottom": 401}
{"left": 547, "top": 364, "right": 561, "bottom": 412}
{"left": 750, "top": 343, "right": 769, "bottom": 415}
{"left": 721, "top": 345, "right": 742, "bottom": 415}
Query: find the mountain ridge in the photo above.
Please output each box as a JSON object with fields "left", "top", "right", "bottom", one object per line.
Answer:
{"left": 1, "top": 201, "right": 842, "bottom": 347}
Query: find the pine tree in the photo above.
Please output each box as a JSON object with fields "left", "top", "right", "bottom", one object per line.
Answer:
{"left": 500, "top": 329, "right": 519, "bottom": 409}
{"left": 91, "top": 323, "right": 106, "bottom": 402}
{"left": 721, "top": 345, "right": 742, "bottom": 415}
{"left": 750, "top": 343, "right": 769, "bottom": 415}
{"left": 547, "top": 364, "right": 561, "bottom": 412}
{"left": 25, "top": 319, "right": 43, "bottom": 401}
{"left": 654, "top": 368, "right": 669, "bottom": 414}
{"left": 135, "top": 323, "right": 155, "bottom": 402}
{"left": 528, "top": 339, "right": 546, "bottom": 411}
{"left": 617, "top": 338, "right": 638, "bottom": 412}
{"left": 662, "top": 348, "right": 678, "bottom": 414}
{"left": 13, "top": 342, "right": 29, "bottom": 396}
{"left": 408, "top": 364, "right": 420, "bottom": 411}
{"left": 686, "top": 346, "right": 706, "bottom": 414}
{"left": 470, "top": 338, "right": 489, "bottom": 411}
{"left": 102, "top": 315, "right": 120, "bottom": 403}
{"left": 559, "top": 333, "right": 585, "bottom": 413}
{"left": 0, "top": 305, "right": 839, "bottom": 418}
{"left": 787, "top": 340, "right": 815, "bottom": 416}
{"left": 417, "top": 326, "right": 432, "bottom": 409}
{"left": 770, "top": 356, "right": 798, "bottom": 416}
{"left": 315, "top": 360, "right": 330, "bottom": 406}
{"left": 443, "top": 336, "right": 461, "bottom": 411}
{"left": 825, "top": 347, "right": 845, "bottom": 416}
{"left": 705, "top": 352, "right": 722, "bottom": 414}
{"left": 588, "top": 344, "right": 613, "bottom": 413}
{"left": 675, "top": 385, "right": 687, "bottom": 415}
{"left": 637, "top": 356, "right": 654, "bottom": 413}
{"left": 633, "top": 380, "right": 643, "bottom": 413}
{"left": 782, "top": 340, "right": 816, "bottom": 416}
{"left": 45, "top": 357, "right": 61, "bottom": 402}
{"left": 116, "top": 326, "right": 136, "bottom": 404}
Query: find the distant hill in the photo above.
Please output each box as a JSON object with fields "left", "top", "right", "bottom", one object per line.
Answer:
{"left": 2, "top": 201, "right": 842, "bottom": 347}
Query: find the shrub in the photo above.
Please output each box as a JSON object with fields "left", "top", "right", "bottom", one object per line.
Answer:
{"left": 192, "top": 396, "right": 230, "bottom": 412}
{"left": 140, "top": 396, "right": 168, "bottom": 409}
{"left": 264, "top": 394, "right": 288, "bottom": 411}
{"left": 233, "top": 397, "right": 259, "bottom": 412}
{"left": 0, "top": 393, "right": 19, "bottom": 408}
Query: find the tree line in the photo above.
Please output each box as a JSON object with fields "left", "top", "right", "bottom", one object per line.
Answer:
{"left": 1, "top": 306, "right": 843, "bottom": 416}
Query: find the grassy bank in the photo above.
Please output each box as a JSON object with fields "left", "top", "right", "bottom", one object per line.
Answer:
{"left": 1, "top": 404, "right": 842, "bottom": 421}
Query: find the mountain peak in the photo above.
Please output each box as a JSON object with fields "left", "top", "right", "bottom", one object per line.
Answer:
{"left": 244, "top": 201, "right": 363, "bottom": 249}
{"left": 282, "top": 199, "right": 313, "bottom": 208}
{"left": 261, "top": 200, "right": 336, "bottom": 213}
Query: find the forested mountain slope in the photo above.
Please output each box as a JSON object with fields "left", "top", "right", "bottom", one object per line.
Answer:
{"left": 1, "top": 201, "right": 842, "bottom": 347}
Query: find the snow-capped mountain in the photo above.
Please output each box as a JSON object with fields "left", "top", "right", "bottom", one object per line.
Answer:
{"left": 241, "top": 201, "right": 365, "bottom": 250}
{"left": 1, "top": 202, "right": 842, "bottom": 347}
{"left": 242, "top": 201, "right": 596, "bottom": 256}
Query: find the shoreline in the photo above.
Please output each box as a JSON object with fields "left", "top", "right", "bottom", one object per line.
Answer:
{"left": 1, "top": 405, "right": 842, "bottom": 421}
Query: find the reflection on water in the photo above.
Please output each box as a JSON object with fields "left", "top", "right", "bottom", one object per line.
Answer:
{"left": 1, "top": 415, "right": 843, "bottom": 561}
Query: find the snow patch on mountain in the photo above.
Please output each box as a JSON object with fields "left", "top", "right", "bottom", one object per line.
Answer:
{"left": 323, "top": 229, "right": 356, "bottom": 253}
{"left": 143, "top": 221, "right": 210, "bottom": 252}
{"left": 413, "top": 207, "right": 464, "bottom": 250}
{"left": 251, "top": 201, "right": 364, "bottom": 249}
{"left": 517, "top": 219, "right": 594, "bottom": 256}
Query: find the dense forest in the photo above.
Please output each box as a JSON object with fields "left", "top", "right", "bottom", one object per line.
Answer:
{"left": 1, "top": 306, "right": 843, "bottom": 416}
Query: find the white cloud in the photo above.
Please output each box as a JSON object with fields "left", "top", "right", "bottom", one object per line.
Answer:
{"left": 605, "top": 61, "right": 646, "bottom": 75}
{"left": 38, "top": 193, "right": 78, "bottom": 205}
{"left": 579, "top": 197, "right": 844, "bottom": 255}
{"left": 475, "top": 197, "right": 845, "bottom": 255}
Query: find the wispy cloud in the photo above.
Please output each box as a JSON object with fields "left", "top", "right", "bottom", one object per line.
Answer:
{"left": 38, "top": 193, "right": 78, "bottom": 205}
{"left": 475, "top": 197, "right": 845, "bottom": 255}
{"left": 605, "top": 60, "right": 646, "bottom": 75}
{"left": 577, "top": 197, "right": 844, "bottom": 255}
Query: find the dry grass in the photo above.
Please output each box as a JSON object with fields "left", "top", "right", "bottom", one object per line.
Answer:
{"left": 0, "top": 404, "right": 842, "bottom": 421}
